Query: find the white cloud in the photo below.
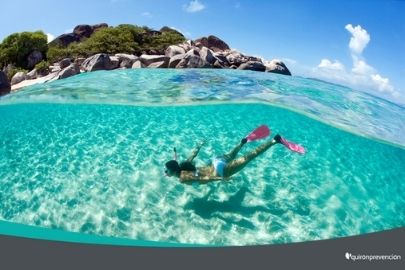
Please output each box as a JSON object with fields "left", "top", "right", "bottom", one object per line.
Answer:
{"left": 183, "top": 0, "right": 205, "bottom": 13}
{"left": 141, "top": 11, "right": 152, "bottom": 18}
{"left": 313, "top": 60, "right": 348, "bottom": 82}
{"left": 345, "top": 24, "right": 370, "bottom": 54}
{"left": 351, "top": 56, "right": 374, "bottom": 75}
{"left": 46, "top": 33, "right": 55, "bottom": 43}
{"left": 318, "top": 59, "right": 345, "bottom": 71}
{"left": 315, "top": 60, "right": 396, "bottom": 96}
{"left": 313, "top": 24, "right": 398, "bottom": 99}
{"left": 370, "top": 74, "right": 394, "bottom": 93}
{"left": 315, "top": 62, "right": 396, "bottom": 95}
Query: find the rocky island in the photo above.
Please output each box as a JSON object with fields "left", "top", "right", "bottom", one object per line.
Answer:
{"left": 0, "top": 23, "right": 291, "bottom": 96}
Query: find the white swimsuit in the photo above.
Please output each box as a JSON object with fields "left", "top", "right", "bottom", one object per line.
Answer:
{"left": 213, "top": 157, "right": 227, "bottom": 177}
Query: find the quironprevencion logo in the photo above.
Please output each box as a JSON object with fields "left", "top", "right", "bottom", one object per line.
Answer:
{"left": 345, "top": 252, "right": 401, "bottom": 262}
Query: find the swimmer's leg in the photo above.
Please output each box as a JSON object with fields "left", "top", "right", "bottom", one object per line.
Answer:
{"left": 222, "top": 138, "right": 248, "bottom": 161}
{"left": 186, "top": 140, "right": 206, "bottom": 163}
{"left": 224, "top": 136, "right": 280, "bottom": 177}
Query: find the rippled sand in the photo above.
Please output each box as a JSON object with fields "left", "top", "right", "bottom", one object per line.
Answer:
{"left": 0, "top": 103, "right": 403, "bottom": 245}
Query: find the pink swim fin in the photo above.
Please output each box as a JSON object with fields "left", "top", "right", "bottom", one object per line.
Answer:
{"left": 277, "top": 135, "right": 306, "bottom": 154}
{"left": 245, "top": 125, "right": 270, "bottom": 142}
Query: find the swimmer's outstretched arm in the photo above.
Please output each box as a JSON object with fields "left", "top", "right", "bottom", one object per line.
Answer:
{"left": 197, "top": 177, "right": 229, "bottom": 184}
{"left": 186, "top": 140, "right": 206, "bottom": 163}
{"left": 180, "top": 173, "right": 227, "bottom": 184}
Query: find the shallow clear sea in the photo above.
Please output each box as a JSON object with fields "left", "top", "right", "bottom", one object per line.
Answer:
{"left": 0, "top": 69, "right": 404, "bottom": 245}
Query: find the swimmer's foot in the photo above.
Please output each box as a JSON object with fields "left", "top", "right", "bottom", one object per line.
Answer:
{"left": 274, "top": 134, "right": 306, "bottom": 154}
{"left": 241, "top": 138, "right": 248, "bottom": 145}
{"left": 274, "top": 134, "right": 282, "bottom": 143}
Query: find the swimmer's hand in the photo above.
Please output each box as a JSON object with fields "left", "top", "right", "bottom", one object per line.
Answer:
{"left": 198, "top": 139, "right": 206, "bottom": 148}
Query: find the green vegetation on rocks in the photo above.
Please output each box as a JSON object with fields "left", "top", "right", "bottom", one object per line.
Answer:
{"left": 0, "top": 22, "right": 291, "bottom": 92}
{"left": 46, "top": 24, "right": 185, "bottom": 63}
{"left": 35, "top": 60, "right": 50, "bottom": 73}
{"left": 0, "top": 31, "right": 47, "bottom": 70}
{"left": 6, "top": 67, "right": 27, "bottom": 82}
{"left": 0, "top": 24, "right": 186, "bottom": 68}
{"left": 83, "top": 27, "right": 137, "bottom": 55}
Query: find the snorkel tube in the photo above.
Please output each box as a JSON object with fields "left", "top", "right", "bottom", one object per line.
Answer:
{"left": 164, "top": 147, "right": 178, "bottom": 177}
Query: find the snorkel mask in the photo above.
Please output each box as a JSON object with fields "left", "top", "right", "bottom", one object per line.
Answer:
{"left": 164, "top": 147, "right": 177, "bottom": 177}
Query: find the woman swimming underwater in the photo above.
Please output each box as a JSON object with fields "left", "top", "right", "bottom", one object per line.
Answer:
{"left": 164, "top": 125, "right": 305, "bottom": 184}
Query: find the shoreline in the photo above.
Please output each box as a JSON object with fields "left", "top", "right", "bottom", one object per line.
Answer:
{"left": 10, "top": 71, "right": 60, "bottom": 91}
{"left": 6, "top": 48, "right": 292, "bottom": 93}
{"left": 1, "top": 23, "right": 291, "bottom": 96}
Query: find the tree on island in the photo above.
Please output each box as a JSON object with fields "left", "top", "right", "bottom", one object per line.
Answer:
{"left": 46, "top": 24, "right": 185, "bottom": 63}
{"left": 0, "top": 31, "right": 48, "bottom": 79}
{"left": 0, "top": 24, "right": 185, "bottom": 76}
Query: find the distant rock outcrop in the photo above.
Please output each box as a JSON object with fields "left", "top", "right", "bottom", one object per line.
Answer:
{"left": 109, "top": 56, "right": 120, "bottom": 70}
{"left": 115, "top": 54, "right": 138, "bottom": 68}
{"left": 11, "top": 71, "right": 27, "bottom": 85}
{"left": 50, "top": 33, "right": 77, "bottom": 47}
{"left": 0, "top": 71, "right": 11, "bottom": 96}
{"left": 73, "top": 25, "right": 93, "bottom": 39}
{"left": 132, "top": 60, "right": 145, "bottom": 68}
{"left": 168, "top": 54, "right": 185, "bottom": 68}
{"left": 49, "top": 23, "right": 109, "bottom": 47}
{"left": 165, "top": 45, "right": 186, "bottom": 58}
{"left": 265, "top": 59, "right": 291, "bottom": 76}
{"left": 26, "top": 69, "right": 38, "bottom": 80}
{"left": 225, "top": 50, "right": 247, "bottom": 66}
{"left": 27, "top": 50, "right": 43, "bottom": 69}
{"left": 199, "top": 47, "right": 216, "bottom": 64}
{"left": 4, "top": 24, "right": 292, "bottom": 95}
{"left": 59, "top": 58, "right": 72, "bottom": 69}
{"left": 58, "top": 63, "right": 80, "bottom": 79}
{"left": 176, "top": 49, "right": 209, "bottom": 68}
{"left": 139, "top": 55, "right": 169, "bottom": 67}
{"left": 238, "top": 61, "right": 266, "bottom": 72}
{"left": 92, "top": 23, "right": 109, "bottom": 32}
{"left": 69, "top": 39, "right": 292, "bottom": 76}
{"left": 194, "top": 35, "right": 230, "bottom": 52}
{"left": 81, "top": 53, "right": 112, "bottom": 71}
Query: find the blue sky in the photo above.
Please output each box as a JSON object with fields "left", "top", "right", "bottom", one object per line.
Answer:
{"left": 1, "top": 0, "right": 404, "bottom": 104}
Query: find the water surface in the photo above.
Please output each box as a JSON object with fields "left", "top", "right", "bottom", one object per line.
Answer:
{"left": 0, "top": 69, "right": 404, "bottom": 245}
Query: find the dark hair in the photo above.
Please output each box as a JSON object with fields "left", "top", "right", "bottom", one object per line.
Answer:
{"left": 179, "top": 161, "right": 196, "bottom": 172}
{"left": 165, "top": 160, "right": 180, "bottom": 174}
{"left": 165, "top": 160, "right": 196, "bottom": 175}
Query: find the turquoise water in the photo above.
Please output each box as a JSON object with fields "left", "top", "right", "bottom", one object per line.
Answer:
{"left": 0, "top": 69, "right": 404, "bottom": 245}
